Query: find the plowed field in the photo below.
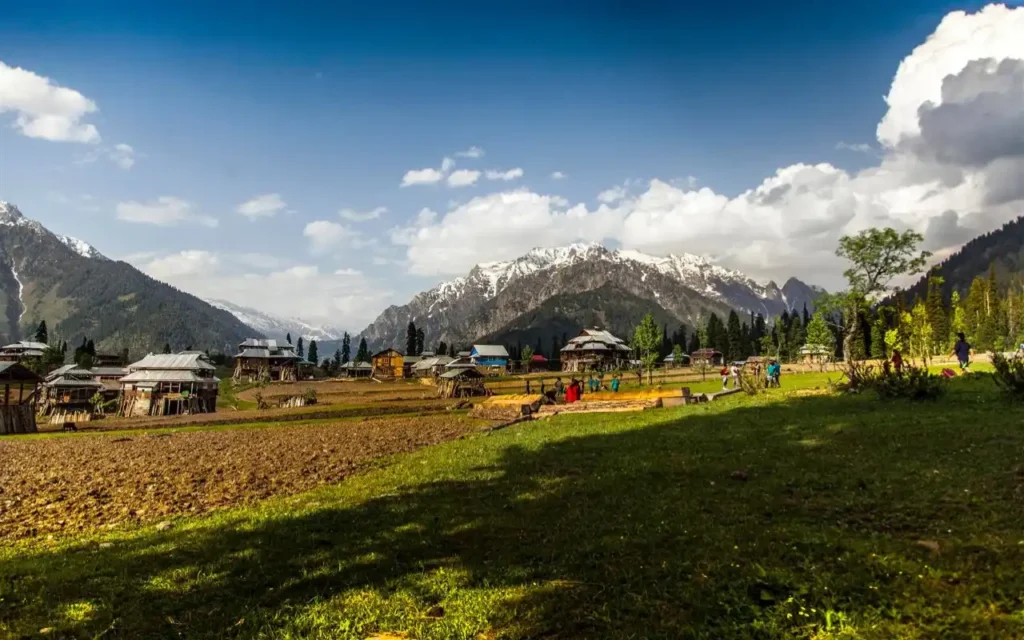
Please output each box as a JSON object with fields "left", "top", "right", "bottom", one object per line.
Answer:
{"left": 0, "top": 414, "right": 489, "bottom": 540}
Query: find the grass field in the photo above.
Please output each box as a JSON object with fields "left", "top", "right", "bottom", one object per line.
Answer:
{"left": 2, "top": 369, "right": 1022, "bottom": 638}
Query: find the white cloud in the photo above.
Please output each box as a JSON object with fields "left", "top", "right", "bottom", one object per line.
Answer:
{"left": 485, "top": 168, "right": 524, "bottom": 181}
{"left": 303, "top": 220, "right": 358, "bottom": 253}
{"left": 550, "top": 171, "right": 567, "bottom": 180}
{"left": 391, "top": 5, "right": 1024, "bottom": 289}
{"left": 339, "top": 206, "right": 386, "bottom": 222}
{"left": 144, "top": 250, "right": 221, "bottom": 279}
{"left": 836, "top": 142, "right": 873, "bottom": 154}
{"left": 441, "top": 156, "right": 455, "bottom": 172}
{"left": 596, "top": 185, "right": 627, "bottom": 203}
{"left": 455, "top": 146, "right": 484, "bottom": 158}
{"left": 334, "top": 267, "right": 362, "bottom": 276}
{"left": 236, "top": 193, "right": 287, "bottom": 220}
{"left": 116, "top": 197, "right": 218, "bottom": 228}
{"left": 447, "top": 169, "right": 481, "bottom": 187}
{"left": 0, "top": 61, "right": 100, "bottom": 143}
{"left": 110, "top": 143, "right": 136, "bottom": 169}
{"left": 401, "top": 167, "right": 444, "bottom": 187}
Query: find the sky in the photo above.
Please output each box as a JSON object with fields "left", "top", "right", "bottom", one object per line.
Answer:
{"left": 1, "top": 1, "right": 1022, "bottom": 331}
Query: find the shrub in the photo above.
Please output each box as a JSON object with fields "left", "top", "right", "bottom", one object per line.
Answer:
{"left": 302, "top": 388, "right": 318, "bottom": 405}
{"left": 991, "top": 353, "right": 1024, "bottom": 399}
{"left": 873, "top": 364, "right": 945, "bottom": 401}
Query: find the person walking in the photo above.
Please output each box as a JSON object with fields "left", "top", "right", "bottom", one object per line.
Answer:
{"left": 891, "top": 349, "right": 903, "bottom": 374}
{"left": 730, "top": 363, "right": 741, "bottom": 389}
{"left": 951, "top": 333, "right": 973, "bottom": 371}
{"left": 611, "top": 374, "right": 620, "bottom": 393}
{"left": 554, "top": 377, "right": 564, "bottom": 398}
{"left": 720, "top": 365, "right": 730, "bottom": 390}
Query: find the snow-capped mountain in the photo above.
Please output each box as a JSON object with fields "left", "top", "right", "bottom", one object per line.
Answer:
{"left": 56, "top": 234, "right": 107, "bottom": 260}
{"left": 359, "top": 243, "right": 825, "bottom": 351}
{"left": 206, "top": 298, "right": 345, "bottom": 343}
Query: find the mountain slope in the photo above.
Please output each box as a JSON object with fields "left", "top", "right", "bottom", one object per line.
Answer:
{"left": 900, "top": 217, "right": 1024, "bottom": 301}
{"left": 359, "top": 243, "right": 823, "bottom": 351}
{"left": 0, "top": 201, "right": 257, "bottom": 355}
{"left": 205, "top": 299, "right": 344, "bottom": 343}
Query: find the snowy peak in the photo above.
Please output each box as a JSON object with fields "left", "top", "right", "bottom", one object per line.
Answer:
{"left": 0, "top": 201, "right": 43, "bottom": 232}
{"left": 205, "top": 298, "right": 345, "bottom": 342}
{"left": 56, "top": 234, "right": 107, "bottom": 260}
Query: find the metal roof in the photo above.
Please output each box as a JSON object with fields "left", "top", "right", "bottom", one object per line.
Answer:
{"left": 239, "top": 338, "right": 279, "bottom": 349}
{"left": 45, "top": 376, "right": 104, "bottom": 388}
{"left": 0, "top": 361, "right": 43, "bottom": 382}
{"left": 128, "top": 353, "right": 216, "bottom": 371}
{"left": 45, "top": 365, "right": 93, "bottom": 382}
{"left": 90, "top": 367, "right": 128, "bottom": 377}
{"left": 439, "top": 368, "right": 483, "bottom": 379}
{"left": 340, "top": 360, "right": 372, "bottom": 369}
{"left": 372, "top": 348, "right": 403, "bottom": 358}
{"left": 121, "top": 370, "right": 220, "bottom": 384}
{"left": 471, "top": 345, "right": 509, "bottom": 358}
{"left": 46, "top": 364, "right": 78, "bottom": 378}
{"left": 1, "top": 341, "right": 49, "bottom": 351}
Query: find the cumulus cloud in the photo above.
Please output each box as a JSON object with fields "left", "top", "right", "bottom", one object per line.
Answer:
{"left": 455, "top": 146, "right": 484, "bottom": 158}
{"left": 550, "top": 171, "right": 567, "bottom": 180}
{"left": 0, "top": 61, "right": 100, "bottom": 143}
{"left": 391, "top": 5, "right": 1024, "bottom": 289}
{"left": 836, "top": 142, "right": 873, "bottom": 154}
{"left": 339, "top": 206, "right": 387, "bottom": 222}
{"left": 109, "top": 143, "right": 136, "bottom": 169}
{"left": 303, "top": 220, "right": 361, "bottom": 253}
{"left": 236, "top": 193, "right": 287, "bottom": 219}
{"left": 485, "top": 168, "right": 524, "bottom": 181}
{"left": 447, "top": 169, "right": 481, "bottom": 187}
{"left": 116, "top": 197, "right": 218, "bottom": 228}
{"left": 131, "top": 251, "right": 393, "bottom": 329}
{"left": 401, "top": 167, "right": 444, "bottom": 187}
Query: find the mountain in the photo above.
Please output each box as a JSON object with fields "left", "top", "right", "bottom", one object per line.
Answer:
{"left": 899, "top": 217, "right": 1024, "bottom": 302}
{"left": 359, "top": 243, "right": 824, "bottom": 351}
{"left": 0, "top": 201, "right": 256, "bottom": 356}
{"left": 205, "top": 299, "right": 346, "bottom": 357}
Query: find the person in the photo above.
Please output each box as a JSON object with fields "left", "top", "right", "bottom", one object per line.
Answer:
{"left": 720, "top": 365, "right": 730, "bottom": 390}
{"left": 567, "top": 379, "right": 580, "bottom": 403}
{"left": 611, "top": 374, "right": 620, "bottom": 393}
{"left": 951, "top": 332, "right": 972, "bottom": 371}
{"left": 588, "top": 375, "right": 597, "bottom": 393}
{"left": 525, "top": 379, "right": 531, "bottom": 394}
{"left": 767, "top": 360, "right": 780, "bottom": 388}
{"left": 576, "top": 377, "right": 584, "bottom": 400}
{"left": 891, "top": 349, "right": 903, "bottom": 374}
{"left": 730, "top": 363, "right": 741, "bottom": 388}
{"left": 554, "top": 377, "right": 564, "bottom": 398}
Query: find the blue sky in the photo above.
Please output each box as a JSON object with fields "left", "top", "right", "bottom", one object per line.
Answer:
{"left": 0, "top": 1, "right": 1021, "bottom": 330}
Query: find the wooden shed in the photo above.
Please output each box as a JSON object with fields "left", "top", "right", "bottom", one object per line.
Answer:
{"left": 372, "top": 349, "right": 405, "bottom": 379}
{"left": 691, "top": 349, "right": 724, "bottom": 366}
{"left": 0, "top": 362, "right": 42, "bottom": 435}
{"left": 436, "top": 368, "right": 488, "bottom": 399}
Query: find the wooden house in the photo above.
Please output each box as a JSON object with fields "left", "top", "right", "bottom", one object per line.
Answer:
{"left": 40, "top": 364, "right": 104, "bottom": 422}
{"left": 799, "top": 344, "right": 832, "bottom": 365}
{"left": 469, "top": 345, "right": 510, "bottom": 370}
{"left": 413, "top": 355, "right": 454, "bottom": 378}
{"left": 372, "top": 349, "right": 404, "bottom": 379}
{"left": 339, "top": 361, "right": 373, "bottom": 378}
{"left": 560, "top": 329, "right": 632, "bottom": 372}
{"left": 663, "top": 352, "right": 691, "bottom": 368}
{"left": 93, "top": 353, "right": 126, "bottom": 367}
{"left": 89, "top": 366, "right": 127, "bottom": 404}
{"left": 119, "top": 352, "right": 219, "bottom": 417}
{"left": 233, "top": 339, "right": 305, "bottom": 382}
{"left": 0, "top": 340, "right": 48, "bottom": 366}
{"left": 403, "top": 355, "right": 423, "bottom": 378}
{"left": 436, "top": 368, "right": 487, "bottom": 399}
{"left": 0, "top": 362, "right": 42, "bottom": 434}
{"left": 690, "top": 349, "right": 724, "bottom": 366}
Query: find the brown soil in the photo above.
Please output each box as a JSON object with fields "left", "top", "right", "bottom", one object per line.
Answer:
{"left": 0, "top": 414, "right": 489, "bottom": 540}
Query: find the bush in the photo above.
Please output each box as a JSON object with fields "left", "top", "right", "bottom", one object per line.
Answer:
{"left": 873, "top": 364, "right": 945, "bottom": 401}
{"left": 991, "top": 353, "right": 1024, "bottom": 399}
{"left": 302, "top": 388, "right": 318, "bottom": 405}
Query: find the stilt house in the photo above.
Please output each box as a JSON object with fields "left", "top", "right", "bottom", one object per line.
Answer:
{"left": 560, "top": 329, "right": 632, "bottom": 372}
{"left": 40, "top": 364, "right": 104, "bottom": 422}
{"left": 119, "top": 352, "right": 219, "bottom": 417}
{"left": 233, "top": 339, "right": 305, "bottom": 382}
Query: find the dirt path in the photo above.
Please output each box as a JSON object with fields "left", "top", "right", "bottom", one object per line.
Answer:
{"left": 0, "top": 414, "right": 490, "bottom": 540}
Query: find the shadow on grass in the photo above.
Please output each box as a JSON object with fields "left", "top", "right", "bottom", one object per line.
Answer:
{"left": 3, "top": 381, "right": 1023, "bottom": 639}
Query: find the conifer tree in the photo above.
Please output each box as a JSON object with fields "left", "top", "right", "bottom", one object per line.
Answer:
{"left": 415, "top": 327, "right": 425, "bottom": 355}
{"left": 307, "top": 340, "right": 318, "bottom": 367}
{"left": 34, "top": 320, "right": 48, "bottom": 344}
{"left": 406, "top": 321, "right": 417, "bottom": 355}
{"left": 341, "top": 332, "right": 351, "bottom": 364}
{"left": 356, "top": 337, "right": 369, "bottom": 362}
{"left": 296, "top": 337, "right": 304, "bottom": 359}
{"left": 726, "top": 310, "right": 743, "bottom": 361}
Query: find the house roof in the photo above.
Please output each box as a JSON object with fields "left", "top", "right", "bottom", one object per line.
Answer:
{"left": 691, "top": 349, "right": 722, "bottom": 357}
{"left": 404, "top": 355, "right": 423, "bottom": 365}
{"left": 0, "top": 361, "right": 43, "bottom": 383}
{"left": 121, "top": 370, "right": 220, "bottom": 384}
{"left": 439, "top": 368, "right": 483, "bottom": 379}
{"left": 340, "top": 360, "right": 373, "bottom": 369}
{"left": 239, "top": 338, "right": 279, "bottom": 349}
{"left": 46, "top": 364, "right": 79, "bottom": 378}
{"left": 471, "top": 345, "right": 509, "bottom": 358}
{"left": 799, "top": 343, "right": 832, "bottom": 354}
{"left": 90, "top": 367, "right": 128, "bottom": 377}
{"left": 1, "top": 341, "right": 49, "bottom": 351}
{"left": 128, "top": 353, "right": 215, "bottom": 371}
{"left": 561, "top": 329, "right": 631, "bottom": 353}
{"left": 45, "top": 365, "right": 93, "bottom": 382}
{"left": 372, "top": 349, "right": 403, "bottom": 358}
{"left": 414, "top": 355, "right": 454, "bottom": 370}
{"left": 457, "top": 351, "right": 471, "bottom": 357}
{"left": 445, "top": 357, "right": 476, "bottom": 369}
{"left": 664, "top": 353, "right": 690, "bottom": 362}
{"left": 46, "top": 375, "right": 104, "bottom": 389}
{"left": 530, "top": 354, "right": 548, "bottom": 362}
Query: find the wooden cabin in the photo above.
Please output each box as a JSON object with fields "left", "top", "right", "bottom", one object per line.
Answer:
{"left": 339, "top": 361, "right": 373, "bottom": 378}
{"left": 0, "top": 362, "right": 42, "bottom": 434}
{"left": 560, "top": 329, "right": 632, "bottom": 372}
{"left": 233, "top": 339, "right": 305, "bottom": 382}
{"left": 799, "top": 344, "right": 832, "bottom": 365}
{"left": 119, "top": 352, "right": 219, "bottom": 417}
{"left": 663, "top": 352, "right": 691, "bottom": 368}
{"left": 469, "top": 345, "right": 510, "bottom": 371}
{"left": 40, "top": 364, "right": 105, "bottom": 423}
{"left": 690, "top": 349, "right": 724, "bottom": 367}
{"left": 413, "top": 355, "right": 454, "bottom": 377}
{"left": 93, "top": 353, "right": 126, "bottom": 367}
{"left": 0, "top": 340, "right": 48, "bottom": 366}
{"left": 437, "top": 368, "right": 487, "bottom": 399}
{"left": 403, "top": 355, "right": 423, "bottom": 378}
{"left": 372, "top": 349, "right": 405, "bottom": 379}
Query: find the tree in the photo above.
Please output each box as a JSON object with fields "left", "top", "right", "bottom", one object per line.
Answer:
{"left": 870, "top": 313, "right": 887, "bottom": 359}
{"left": 448, "top": 343, "right": 457, "bottom": 358}
{"left": 632, "top": 313, "right": 661, "bottom": 385}
{"left": 908, "top": 301, "right": 933, "bottom": 365}
{"left": 805, "top": 312, "right": 835, "bottom": 369}
{"left": 671, "top": 343, "right": 684, "bottom": 368}
{"left": 341, "top": 332, "right": 351, "bottom": 364}
{"left": 333, "top": 349, "right": 342, "bottom": 371}
{"left": 356, "top": 337, "right": 369, "bottom": 362}
{"left": 694, "top": 322, "right": 710, "bottom": 381}
{"left": 726, "top": 310, "right": 743, "bottom": 361}
{"left": 406, "top": 321, "right": 417, "bottom": 356}
{"left": 307, "top": 340, "right": 319, "bottom": 368}
{"left": 162, "top": 342, "right": 171, "bottom": 354}
{"left": 34, "top": 320, "right": 48, "bottom": 344}
{"left": 437, "top": 340, "right": 448, "bottom": 358}
{"left": 520, "top": 345, "right": 534, "bottom": 372}
{"left": 686, "top": 331, "right": 699, "bottom": 355}
{"left": 802, "top": 303, "right": 811, "bottom": 328}
{"left": 925, "top": 275, "right": 947, "bottom": 355}
{"left": 415, "top": 327, "right": 425, "bottom": 355}
{"left": 119, "top": 347, "right": 130, "bottom": 366}
{"left": 286, "top": 332, "right": 292, "bottom": 345}
{"left": 833, "top": 227, "right": 930, "bottom": 361}
{"left": 296, "top": 337, "right": 305, "bottom": 359}
{"left": 38, "top": 345, "right": 65, "bottom": 374}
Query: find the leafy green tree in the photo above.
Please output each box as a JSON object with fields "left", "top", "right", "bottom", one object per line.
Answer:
{"left": 355, "top": 337, "right": 369, "bottom": 362}
{"left": 520, "top": 344, "right": 534, "bottom": 371}
{"left": 406, "top": 321, "right": 417, "bottom": 355}
{"left": 341, "top": 332, "right": 351, "bottom": 364}
{"left": 39, "top": 345, "right": 65, "bottom": 374}
{"left": 908, "top": 301, "right": 933, "bottom": 365}
{"left": 805, "top": 312, "right": 835, "bottom": 363}
{"left": 832, "top": 227, "right": 930, "bottom": 361}
{"left": 307, "top": 340, "right": 319, "bottom": 367}
{"left": 671, "top": 343, "right": 684, "bottom": 367}
{"left": 296, "top": 337, "right": 304, "bottom": 359}
{"left": 632, "top": 313, "right": 661, "bottom": 385}
{"left": 34, "top": 320, "right": 48, "bottom": 344}
{"left": 870, "top": 314, "right": 887, "bottom": 359}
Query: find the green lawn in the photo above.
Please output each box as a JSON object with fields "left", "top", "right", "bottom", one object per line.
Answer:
{"left": 2, "top": 373, "right": 1022, "bottom": 639}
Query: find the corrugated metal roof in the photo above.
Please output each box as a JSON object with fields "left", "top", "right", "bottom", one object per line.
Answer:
{"left": 1, "top": 341, "right": 49, "bottom": 351}
{"left": 471, "top": 345, "right": 509, "bottom": 358}
{"left": 90, "top": 367, "right": 128, "bottom": 377}
{"left": 121, "top": 370, "right": 220, "bottom": 384}
{"left": 239, "top": 338, "right": 279, "bottom": 349}
{"left": 439, "top": 368, "right": 483, "bottom": 379}
{"left": 128, "top": 353, "right": 215, "bottom": 371}
{"left": 46, "top": 364, "right": 78, "bottom": 378}
{"left": 237, "top": 348, "right": 271, "bottom": 358}
{"left": 0, "top": 361, "right": 43, "bottom": 382}
{"left": 340, "top": 361, "right": 372, "bottom": 369}
{"left": 46, "top": 376, "right": 104, "bottom": 388}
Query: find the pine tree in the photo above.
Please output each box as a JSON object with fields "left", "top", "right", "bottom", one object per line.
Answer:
{"left": 333, "top": 349, "right": 342, "bottom": 370}
{"left": 805, "top": 311, "right": 835, "bottom": 362}
{"left": 534, "top": 338, "right": 543, "bottom": 359}
{"left": 34, "top": 320, "right": 48, "bottom": 344}
{"left": 924, "top": 275, "right": 948, "bottom": 355}
{"left": 415, "top": 328, "right": 425, "bottom": 355}
{"left": 341, "top": 332, "right": 351, "bottom": 364}
{"left": 307, "top": 340, "right": 318, "bottom": 367}
{"left": 661, "top": 324, "right": 672, "bottom": 358}
{"left": 286, "top": 332, "right": 292, "bottom": 344}
{"left": 437, "top": 340, "right": 448, "bottom": 357}
{"left": 356, "top": 338, "right": 369, "bottom": 362}
{"left": 726, "top": 310, "right": 743, "bottom": 361}
{"left": 870, "top": 312, "right": 886, "bottom": 359}
{"left": 706, "top": 313, "right": 728, "bottom": 355}
{"left": 687, "top": 330, "right": 700, "bottom": 354}
{"left": 802, "top": 303, "right": 810, "bottom": 328}
{"left": 406, "top": 321, "right": 417, "bottom": 355}
{"left": 448, "top": 343, "right": 456, "bottom": 358}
